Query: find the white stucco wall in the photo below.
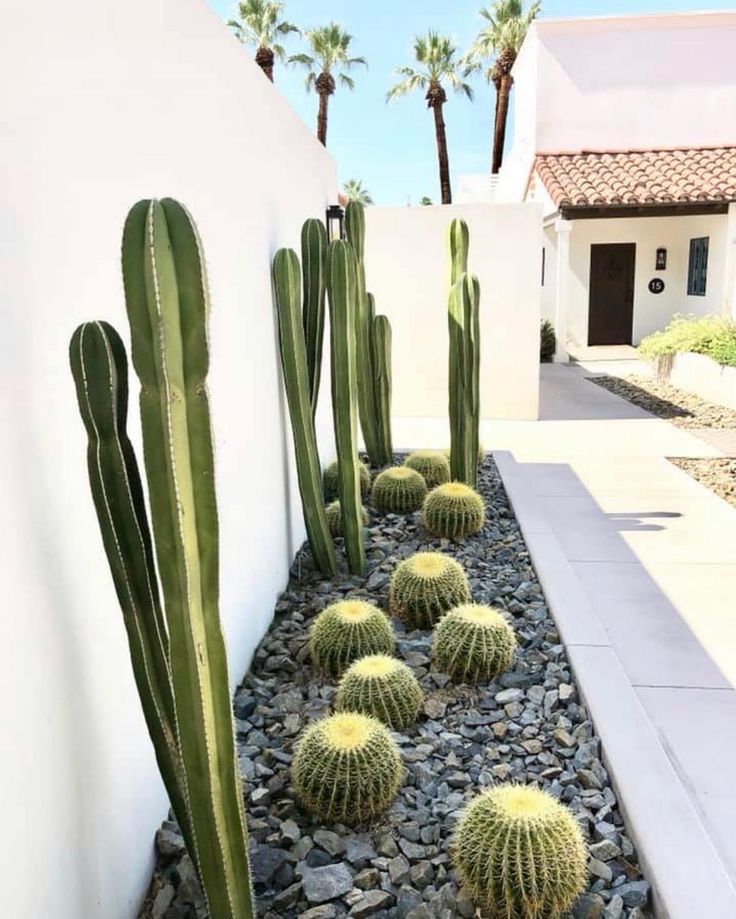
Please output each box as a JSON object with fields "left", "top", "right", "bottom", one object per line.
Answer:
{"left": 364, "top": 203, "right": 542, "bottom": 424}
{"left": 561, "top": 213, "right": 729, "bottom": 347}
{"left": 497, "top": 11, "right": 736, "bottom": 202}
{"left": 0, "top": 2, "right": 336, "bottom": 917}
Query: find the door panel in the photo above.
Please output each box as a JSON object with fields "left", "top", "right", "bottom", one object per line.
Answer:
{"left": 588, "top": 243, "right": 636, "bottom": 345}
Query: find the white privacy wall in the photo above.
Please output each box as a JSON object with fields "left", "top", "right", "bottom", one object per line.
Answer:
{"left": 364, "top": 204, "right": 542, "bottom": 424}
{"left": 0, "top": 2, "right": 336, "bottom": 917}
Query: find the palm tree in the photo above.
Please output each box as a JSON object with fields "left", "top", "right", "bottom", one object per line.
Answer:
{"left": 290, "top": 24, "right": 367, "bottom": 146}
{"left": 466, "top": 1, "right": 541, "bottom": 174}
{"left": 419, "top": 196, "right": 434, "bottom": 206}
{"left": 387, "top": 33, "right": 473, "bottom": 205}
{"left": 227, "top": 0, "right": 299, "bottom": 82}
{"left": 342, "top": 179, "right": 374, "bottom": 206}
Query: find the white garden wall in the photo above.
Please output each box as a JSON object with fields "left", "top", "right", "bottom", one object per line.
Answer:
{"left": 0, "top": 1, "right": 336, "bottom": 917}
{"left": 364, "top": 203, "right": 542, "bottom": 425}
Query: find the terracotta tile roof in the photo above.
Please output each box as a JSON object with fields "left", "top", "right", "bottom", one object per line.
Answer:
{"left": 535, "top": 147, "right": 736, "bottom": 209}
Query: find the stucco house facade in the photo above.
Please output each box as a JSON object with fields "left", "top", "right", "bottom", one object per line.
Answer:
{"left": 493, "top": 11, "right": 736, "bottom": 360}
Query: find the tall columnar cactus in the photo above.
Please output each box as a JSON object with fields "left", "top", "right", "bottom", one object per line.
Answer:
{"left": 326, "top": 239, "right": 365, "bottom": 575}
{"left": 373, "top": 309, "right": 394, "bottom": 465}
{"left": 345, "top": 201, "right": 381, "bottom": 465}
{"left": 69, "top": 321, "right": 195, "bottom": 864}
{"left": 272, "top": 247, "right": 336, "bottom": 576}
{"left": 447, "top": 219, "right": 481, "bottom": 487}
{"left": 301, "top": 218, "right": 328, "bottom": 415}
{"left": 121, "top": 198, "right": 254, "bottom": 919}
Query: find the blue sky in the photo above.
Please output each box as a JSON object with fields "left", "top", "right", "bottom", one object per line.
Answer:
{"left": 207, "top": 0, "right": 733, "bottom": 204}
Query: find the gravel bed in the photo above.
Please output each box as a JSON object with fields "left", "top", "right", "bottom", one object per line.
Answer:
{"left": 589, "top": 374, "right": 736, "bottom": 428}
{"left": 139, "top": 456, "right": 652, "bottom": 919}
{"left": 670, "top": 457, "right": 736, "bottom": 509}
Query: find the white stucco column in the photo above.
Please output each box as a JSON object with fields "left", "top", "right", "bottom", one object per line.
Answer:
{"left": 554, "top": 217, "right": 573, "bottom": 362}
{"left": 723, "top": 203, "right": 736, "bottom": 319}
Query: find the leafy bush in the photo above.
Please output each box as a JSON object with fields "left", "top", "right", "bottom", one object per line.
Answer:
{"left": 540, "top": 319, "right": 556, "bottom": 362}
{"left": 638, "top": 314, "right": 736, "bottom": 367}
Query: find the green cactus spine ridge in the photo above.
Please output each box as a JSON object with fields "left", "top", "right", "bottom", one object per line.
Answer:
{"left": 371, "top": 467, "right": 428, "bottom": 514}
{"left": 323, "top": 458, "right": 371, "bottom": 502}
{"left": 404, "top": 450, "right": 451, "bottom": 488}
{"left": 327, "top": 239, "right": 366, "bottom": 575}
{"left": 272, "top": 247, "right": 336, "bottom": 576}
{"left": 423, "top": 482, "right": 485, "bottom": 539}
{"left": 325, "top": 500, "right": 369, "bottom": 537}
{"left": 447, "top": 217, "right": 469, "bottom": 287}
{"left": 373, "top": 310, "right": 394, "bottom": 466}
{"left": 389, "top": 552, "right": 470, "bottom": 630}
{"left": 335, "top": 654, "right": 424, "bottom": 730}
{"left": 448, "top": 272, "right": 481, "bottom": 487}
{"left": 121, "top": 198, "right": 254, "bottom": 919}
{"left": 301, "top": 218, "right": 328, "bottom": 415}
{"left": 292, "top": 712, "right": 403, "bottom": 825}
{"left": 432, "top": 604, "right": 516, "bottom": 682}
{"left": 309, "top": 600, "right": 395, "bottom": 677}
{"left": 453, "top": 784, "right": 587, "bottom": 918}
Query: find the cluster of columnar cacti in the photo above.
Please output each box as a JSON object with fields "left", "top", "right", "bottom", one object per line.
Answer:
{"left": 292, "top": 712, "right": 403, "bottom": 824}
{"left": 346, "top": 202, "right": 393, "bottom": 466}
{"left": 326, "top": 240, "right": 366, "bottom": 575}
{"left": 71, "top": 199, "right": 255, "bottom": 919}
{"left": 372, "top": 467, "right": 428, "bottom": 514}
{"left": 335, "top": 654, "right": 424, "bottom": 730}
{"left": 273, "top": 245, "right": 336, "bottom": 576}
{"left": 447, "top": 219, "right": 481, "bottom": 488}
{"left": 325, "top": 500, "right": 369, "bottom": 537}
{"left": 432, "top": 604, "right": 516, "bottom": 682}
{"left": 323, "top": 458, "right": 371, "bottom": 502}
{"left": 309, "top": 600, "right": 395, "bottom": 677}
{"left": 453, "top": 784, "right": 587, "bottom": 919}
{"left": 423, "top": 482, "right": 485, "bottom": 538}
{"left": 404, "top": 450, "right": 451, "bottom": 487}
{"left": 389, "top": 552, "right": 470, "bottom": 629}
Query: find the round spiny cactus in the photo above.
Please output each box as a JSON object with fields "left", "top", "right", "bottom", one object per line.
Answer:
{"left": 404, "top": 450, "right": 451, "bottom": 488}
{"left": 453, "top": 784, "right": 587, "bottom": 919}
{"left": 371, "top": 466, "right": 428, "bottom": 514}
{"left": 309, "top": 600, "right": 395, "bottom": 677}
{"left": 432, "top": 604, "right": 516, "bottom": 682}
{"left": 323, "top": 459, "right": 371, "bottom": 502}
{"left": 325, "top": 500, "right": 369, "bottom": 537}
{"left": 335, "top": 654, "right": 424, "bottom": 730}
{"left": 292, "top": 712, "right": 403, "bottom": 824}
{"left": 423, "top": 482, "right": 485, "bottom": 538}
{"left": 389, "top": 552, "right": 471, "bottom": 629}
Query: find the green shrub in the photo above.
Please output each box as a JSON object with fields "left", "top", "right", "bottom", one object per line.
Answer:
{"left": 404, "top": 450, "right": 451, "bottom": 487}
{"left": 432, "top": 604, "right": 516, "bottom": 682}
{"left": 335, "top": 654, "right": 424, "bottom": 730}
{"left": 638, "top": 314, "right": 736, "bottom": 367}
{"left": 325, "top": 500, "right": 369, "bottom": 536}
{"left": 292, "top": 712, "right": 403, "bottom": 824}
{"left": 423, "top": 482, "right": 485, "bottom": 538}
{"left": 389, "top": 551, "right": 471, "bottom": 629}
{"left": 323, "top": 458, "right": 371, "bottom": 502}
{"left": 372, "top": 466, "right": 428, "bottom": 513}
{"left": 540, "top": 319, "right": 556, "bottom": 362}
{"left": 453, "top": 784, "right": 587, "bottom": 918}
{"left": 309, "top": 600, "right": 395, "bottom": 677}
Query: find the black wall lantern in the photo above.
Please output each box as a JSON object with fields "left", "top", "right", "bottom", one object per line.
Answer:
{"left": 656, "top": 247, "right": 667, "bottom": 270}
{"left": 326, "top": 204, "right": 346, "bottom": 242}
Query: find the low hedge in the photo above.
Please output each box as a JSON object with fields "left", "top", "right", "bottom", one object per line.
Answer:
{"left": 638, "top": 315, "right": 736, "bottom": 367}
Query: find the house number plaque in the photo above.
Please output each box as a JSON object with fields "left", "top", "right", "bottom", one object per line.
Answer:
{"left": 648, "top": 278, "right": 665, "bottom": 294}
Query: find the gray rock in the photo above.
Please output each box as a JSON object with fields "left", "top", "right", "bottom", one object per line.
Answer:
{"left": 301, "top": 863, "right": 354, "bottom": 904}
{"left": 345, "top": 834, "right": 377, "bottom": 868}
{"left": 152, "top": 884, "right": 175, "bottom": 919}
{"left": 615, "top": 880, "right": 651, "bottom": 907}
{"left": 313, "top": 829, "right": 344, "bottom": 857}
{"left": 250, "top": 845, "right": 289, "bottom": 885}
{"left": 348, "top": 889, "right": 394, "bottom": 916}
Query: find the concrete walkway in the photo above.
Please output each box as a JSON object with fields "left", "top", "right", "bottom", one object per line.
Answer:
{"left": 394, "top": 364, "right": 736, "bottom": 916}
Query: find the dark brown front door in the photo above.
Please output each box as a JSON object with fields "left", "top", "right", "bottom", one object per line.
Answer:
{"left": 588, "top": 243, "right": 636, "bottom": 345}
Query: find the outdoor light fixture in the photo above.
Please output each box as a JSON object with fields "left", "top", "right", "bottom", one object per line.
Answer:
{"left": 326, "top": 204, "right": 345, "bottom": 242}
{"left": 656, "top": 247, "right": 667, "bottom": 270}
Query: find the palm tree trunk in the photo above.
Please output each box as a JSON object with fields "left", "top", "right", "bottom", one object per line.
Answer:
{"left": 255, "top": 45, "right": 274, "bottom": 82}
{"left": 492, "top": 74, "right": 513, "bottom": 175}
{"left": 432, "top": 101, "right": 452, "bottom": 205}
{"left": 317, "top": 92, "right": 330, "bottom": 146}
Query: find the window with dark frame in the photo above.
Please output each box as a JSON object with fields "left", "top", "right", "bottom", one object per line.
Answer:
{"left": 687, "top": 237, "right": 709, "bottom": 296}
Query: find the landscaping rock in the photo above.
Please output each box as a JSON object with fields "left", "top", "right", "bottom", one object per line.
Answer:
{"left": 301, "top": 864, "right": 354, "bottom": 904}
